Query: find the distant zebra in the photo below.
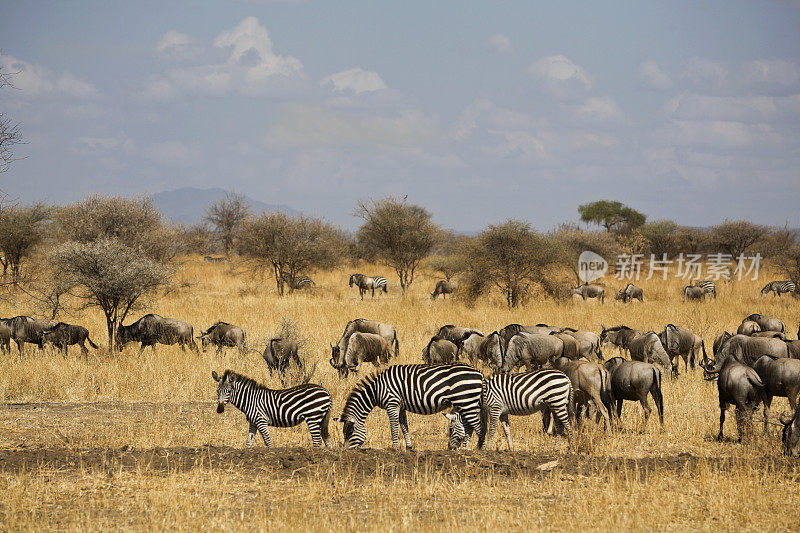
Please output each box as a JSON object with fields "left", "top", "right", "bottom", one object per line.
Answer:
{"left": 349, "top": 273, "right": 388, "bottom": 300}
{"left": 691, "top": 280, "right": 717, "bottom": 300}
{"left": 283, "top": 274, "right": 315, "bottom": 292}
{"left": 446, "top": 369, "right": 574, "bottom": 450}
{"left": 337, "top": 363, "right": 483, "bottom": 450}
{"left": 761, "top": 281, "right": 796, "bottom": 297}
{"left": 212, "top": 370, "right": 332, "bottom": 448}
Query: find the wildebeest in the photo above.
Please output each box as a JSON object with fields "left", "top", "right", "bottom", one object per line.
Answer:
{"left": 615, "top": 283, "right": 643, "bottom": 303}
{"left": 330, "top": 319, "right": 398, "bottom": 372}
{"left": 751, "top": 331, "right": 786, "bottom": 340}
{"left": 458, "top": 331, "right": 503, "bottom": 368}
{"left": 572, "top": 284, "right": 604, "bottom": 303}
{"left": 744, "top": 313, "right": 785, "bottom": 333}
{"left": 421, "top": 336, "right": 458, "bottom": 364}
{"left": 761, "top": 280, "right": 796, "bottom": 297}
{"left": 435, "top": 325, "right": 483, "bottom": 345}
{"left": 500, "top": 332, "right": 564, "bottom": 373}
{"left": 599, "top": 325, "right": 643, "bottom": 357}
{"left": 604, "top": 357, "right": 664, "bottom": 430}
{"left": 550, "top": 332, "right": 580, "bottom": 360}
{"left": 551, "top": 356, "right": 613, "bottom": 430}
{"left": 786, "top": 340, "right": 800, "bottom": 359}
{"left": 659, "top": 324, "right": 705, "bottom": 372}
{"left": 198, "top": 322, "right": 247, "bottom": 354}
{"left": 683, "top": 285, "right": 706, "bottom": 301}
{"left": 0, "top": 318, "right": 12, "bottom": 355}
{"left": 282, "top": 275, "right": 315, "bottom": 292}
{"left": 348, "top": 273, "right": 388, "bottom": 300}
{"left": 715, "top": 357, "right": 764, "bottom": 442}
{"left": 8, "top": 316, "right": 58, "bottom": 355}
{"left": 332, "top": 332, "right": 392, "bottom": 378}
{"left": 431, "top": 280, "right": 458, "bottom": 300}
{"left": 781, "top": 404, "right": 800, "bottom": 456}
{"left": 691, "top": 280, "right": 717, "bottom": 300}
{"left": 498, "top": 323, "right": 558, "bottom": 349}
{"left": 752, "top": 355, "right": 800, "bottom": 434}
{"left": 41, "top": 322, "right": 99, "bottom": 356}
{"left": 262, "top": 338, "right": 300, "bottom": 373}
{"left": 706, "top": 334, "right": 788, "bottom": 373}
{"left": 203, "top": 256, "right": 228, "bottom": 263}
{"left": 628, "top": 331, "right": 675, "bottom": 375}
{"left": 737, "top": 320, "right": 761, "bottom": 336}
{"left": 116, "top": 314, "right": 199, "bottom": 353}
{"left": 558, "top": 328, "right": 602, "bottom": 361}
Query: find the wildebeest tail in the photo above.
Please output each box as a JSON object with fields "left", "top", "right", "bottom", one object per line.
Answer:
{"left": 393, "top": 331, "right": 399, "bottom": 359}
{"left": 320, "top": 402, "right": 331, "bottom": 443}
{"left": 87, "top": 336, "right": 99, "bottom": 350}
{"left": 599, "top": 368, "right": 614, "bottom": 419}
{"left": 652, "top": 366, "right": 664, "bottom": 424}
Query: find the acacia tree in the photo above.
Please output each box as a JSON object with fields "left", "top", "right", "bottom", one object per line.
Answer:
{"left": 238, "top": 212, "right": 345, "bottom": 295}
{"left": 355, "top": 197, "right": 440, "bottom": 293}
{"left": 0, "top": 203, "right": 50, "bottom": 280}
{"left": 550, "top": 223, "right": 619, "bottom": 286}
{"left": 204, "top": 192, "right": 250, "bottom": 255}
{"left": 578, "top": 200, "right": 646, "bottom": 235}
{"left": 709, "top": 220, "right": 765, "bottom": 258}
{"left": 638, "top": 219, "right": 679, "bottom": 258}
{"left": 0, "top": 61, "right": 24, "bottom": 173}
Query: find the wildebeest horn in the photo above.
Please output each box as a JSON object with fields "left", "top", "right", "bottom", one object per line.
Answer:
{"left": 329, "top": 356, "right": 337, "bottom": 367}
{"left": 779, "top": 411, "right": 793, "bottom": 425}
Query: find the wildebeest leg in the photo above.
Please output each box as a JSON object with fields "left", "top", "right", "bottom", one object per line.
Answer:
{"left": 80, "top": 342, "right": 88, "bottom": 356}
{"left": 139, "top": 343, "right": 147, "bottom": 355}
{"left": 247, "top": 422, "right": 258, "bottom": 447}
{"left": 398, "top": 409, "right": 413, "bottom": 450}
{"left": 499, "top": 413, "right": 513, "bottom": 450}
{"left": 639, "top": 395, "right": 652, "bottom": 432}
{"left": 763, "top": 395, "right": 773, "bottom": 435}
{"left": 717, "top": 403, "right": 726, "bottom": 441}
{"left": 385, "top": 402, "right": 402, "bottom": 449}
{"left": 615, "top": 399, "right": 624, "bottom": 422}
{"left": 216, "top": 345, "right": 223, "bottom": 356}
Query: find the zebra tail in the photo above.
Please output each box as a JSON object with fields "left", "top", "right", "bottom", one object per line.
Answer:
{"left": 320, "top": 405, "right": 331, "bottom": 444}
{"left": 477, "top": 379, "right": 489, "bottom": 449}
{"left": 87, "top": 337, "right": 99, "bottom": 350}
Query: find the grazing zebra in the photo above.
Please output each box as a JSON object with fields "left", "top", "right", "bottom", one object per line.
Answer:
{"left": 691, "top": 280, "right": 717, "bottom": 300}
{"left": 337, "top": 363, "right": 483, "bottom": 450}
{"left": 212, "top": 370, "right": 332, "bottom": 448}
{"left": 446, "top": 369, "right": 574, "bottom": 450}
{"left": 761, "top": 281, "right": 796, "bottom": 297}
{"left": 282, "top": 274, "right": 315, "bottom": 292}
{"left": 349, "top": 273, "right": 388, "bottom": 300}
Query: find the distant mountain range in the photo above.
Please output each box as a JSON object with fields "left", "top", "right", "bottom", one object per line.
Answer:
{"left": 150, "top": 187, "right": 297, "bottom": 225}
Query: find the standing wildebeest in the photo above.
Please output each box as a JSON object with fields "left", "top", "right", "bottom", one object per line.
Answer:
{"left": 786, "top": 340, "right": 800, "bottom": 359}
{"left": 263, "top": 338, "right": 300, "bottom": 372}
{"left": 41, "top": 323, "right": 99, "bottom": 356}
{"left": 761, "top": 281, "right": 796, "bottom": 297}
{"left": 198, "top": 322, "right": 247, "bottom": 354}
{"left": 431, "top": 280, "right": 458, "bottom": 300}
{"left": 683, "top": 285, "right": 706, "bottom": 301}
{"left": 435, "top": 325, "right": 483, "bottom": 345}
{"left": 498, "top": 323, "right": 558, "bottom": 349}
{"left": 558, "top": 328, "right": 602, "bottom": 361}
{"left": 9, "top": 316, "right": 58, "bottom": 355}
{"left": 332, "top": 332, "right": 391, "bottom": 378}
{"left": 615, "top": 283, "right": 644, "bottom": 303}
{"left": 752, "top": 331, "right": 786, "bottom": 340}
{"left": 500, "top": 332, "right": 565, "bottom": 373}
{"left": 348, "top": 273, "right": 388, "bottom": 300}
{"left": 744, "top": 313, "right": 785, "bottom": 333}
{"left": 706, "top": 334, "right": 788, "bottom": 373}
{"left": 737, "top": 320, "right": 761, "bottom": 336}
{"left": 457, "top": 332, "right": 503, "bottom": 368}
{"left": 550, "top": 332, "right": 580, "bottom": 360}
{"left": 628, "top": 331, "right": 676, "bottom": 375}
{"left": 421, "top": 336, "right": 458, "bottom": 364}
{"left": 330, "top": 319, "right": 398, "bottom": 371}
{"left": 659, "top": 324, "right": 705, "bottom": 372}
{"left": 0, "top": 318, "right": 12, "bottom": 355}
{"left": 599, "top": 325, "right": 643, "bottom": 357}
{"left": 551, "top": 356, "right": 613, "bottom": 430}
{"left": 715, "top": 357, "right": 764, "bottom": 442}
{"left": 572, "top": 284, "right": 605, "bottom": 303}
{"left": 752, "top": 355, "right": 800, "bottom": 434}
{"left": 116, "top": 314, "right": 198, "bottom": 353}
{"left": 782, "top": 404, "right": 800, "bottom": 456}
{"left": 604, "top": 357, "right": 664, "bottom": 430}
{"left": 691, "top": 280, "right": 717, "bottom": 300}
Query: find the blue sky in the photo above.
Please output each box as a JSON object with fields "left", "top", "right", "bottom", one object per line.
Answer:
{"left": 2, "top": 1, "right": 799, "bottom": 230}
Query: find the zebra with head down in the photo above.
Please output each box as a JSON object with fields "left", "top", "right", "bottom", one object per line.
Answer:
{"left": 761, "top": 281, "right": 796, "bottom": 297}
{"left": 349, "top": 273, "right": 388, "bottom": 300}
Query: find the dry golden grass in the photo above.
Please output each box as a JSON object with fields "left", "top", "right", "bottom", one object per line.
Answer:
{"left": 0, "top": 256, "right": 799, "bottom": 531}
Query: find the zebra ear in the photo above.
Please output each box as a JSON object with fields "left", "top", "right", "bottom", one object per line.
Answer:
{"left": 212, "top": 371, "right": 221, "bottom": 382}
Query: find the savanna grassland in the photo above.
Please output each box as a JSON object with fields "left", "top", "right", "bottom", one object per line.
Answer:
{"left": 0, "top": 257, "right": 799, "bottom": 532}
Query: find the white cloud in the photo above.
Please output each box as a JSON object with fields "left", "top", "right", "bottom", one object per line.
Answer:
{"left": 157, "top": 30, "right": 194, "bottom": 53}
{"left": 740, "top": 60, "right": 800, "bottom": 94}
{"left": 666, "top": 92, "right": 800, "bottom": 123}
{"left": 683, "top": 57, "right": 729, "bottom": 92}
{"left": 144, "top": 141, "right": 201, "bottom": 167}
{"left": 662, "top": 120, "right": 781, "bottom": 149}
{"left": 575, "top": 96, "right": 626, "bottom": 122}
{"left": 529, "top": 55, "right": 592, "bottom": 99}
{"left": 320, "top": 68, "right": 387, "bottom": 94}
{"left": 73, "top": 134, "right": 136, "bottom": 155}
{"left": 573, "top": 132, "right": 620, "bottom": 149}
{"left": 487, "top": 34, "right": 513, "bottom": 55}
{"left": 0, "top": 54, "right": 98, "bottom": 98}
{"left": 213, "top": 16, "right": 302, "bottom": 77}
{"left": 489, "top": 130, "right": 549, "bottom": 160}
{"left": 638, "top": 60, "right": 673, "bottom": 91}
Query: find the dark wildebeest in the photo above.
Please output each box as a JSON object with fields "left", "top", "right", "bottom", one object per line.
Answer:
{"left": 551, "top": 356, "right": 613, "bottom": 430}
{"left": 500, "top": 332, "right": 565, "bottom": 373}
{"left": 615, "top": 283, "right": 644, "bottom": 303}
{"left": 781, "top": 404, "right": 800, "bottom": 456}
{"left": 744, "top": 313, "right": 785, "bottom": 333}
{"left": 715, "top": 357, "right": 764, "bottom": 442}
{"left": 737, "top": 320, "right": 761, "bottom": 336}
{"left": 332, "top": 332, "right": 391, "bottom": 378}
{"left": 558, "top": 328, "right": 603, "bottom": 361}
{"left": 9, "top": 316, "right": 58, "bottom": 355}
{"left": 457, "top": 331, "right": 503, "bottom": 369}
{"left": 41, "top": 322, "right": 99, "bottom": 356}
{"left": 262, "top": 338, "right": 300, "bottom": 372}
{"left": 572, "top": 284, "right": 605, "bottom": 303}
{"left": 0, "top": 318, "right": 12, "bottom": 355}
{"left": 628, "top": 331, "right": 676, "bottom": 376}
{"left": 659, "top": 324, "right": 705, "bottom": 372}
{"left": 116, "top": 314, "right": 198, "bottom": 353}
{"left": 435, "top": 325, "right": 483, "bottom": 346}
{"left": 752, "top": 355, "right": 800, "bottom": 434}
{"left": 705, "top": 334, "right": 788, "bottom": 375}
{"left": 600, "top": 325, "right": 643, "bottom": 357}
{"left": 604, "top": 357, "right": 664, "bottom": 430}
{"left": 198, "top": 322, "right": 247, "bottom": 354}
{"left": 431, "top": 280, "right": 458, "bottom": 300}
{"left": 683, "top": 285, "right": 706, "bottom": 301}
{"left": 421, "top": 336, "right": 458, "bottom": 364}
{"left": 330, "top": 319, "right": 398, "bottom": 372}
{"left": 786, "top": 340, "right": 800, "bottom": 359}
{"left": 550, "top": 332, "right": 580, "bottom": 360}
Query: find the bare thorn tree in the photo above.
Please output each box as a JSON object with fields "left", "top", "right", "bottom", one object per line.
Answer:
{"left": 709, "top": 220, "right": 765, "bottom": 258}
{"left": 204, "top": 192, "right": 251, "bottom": 256}
{"left": 0, "top": 59, "right": 25, "bottom": 173}
{"left": 0, "top": 203, "right": 50, "bottom": 281}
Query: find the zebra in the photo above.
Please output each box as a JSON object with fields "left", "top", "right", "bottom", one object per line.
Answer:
{"left": 282, "top": 273, "right": 315, "bottom": 292}
{"left": 336, "top": 363, "right": 483, "bottom": 450}
{"left": 446, "top": 369, "right": 574, "bottom": 450}
{"left": 761, "top": 281, "right": 796, "bottom": 297}
{"left": 691, "top": 280, "right": 717, "bottom": 300}
{"left": 212, "top": 370, "right": 332, "bottom": 448}
{"left": 349, "top": 273, "right": 388, "bottom": 300}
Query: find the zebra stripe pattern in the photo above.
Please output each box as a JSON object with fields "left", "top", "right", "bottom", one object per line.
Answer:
{"left": 349, "top": 273, "right": 389, "bottom": 299}
{"left": 761, "top": 280, "right": 796, "bottom": 297}
{"left": 447, "top": 369, "right": 574, "bottom": 450}
{"left": 691, "top": 280, "right": 717, "bottom": 299}
{"left": 212, "top": 370, "right": 332, "bottom": 447}
{"left": 338, "top": 363, "right": 483, "bottom": 449}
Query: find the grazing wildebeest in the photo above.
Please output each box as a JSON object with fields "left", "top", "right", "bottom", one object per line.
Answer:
{"left": 615, "top": 283, "right": 644, "bottom": 303}
{"left": 421, "top": 336, "right": 458, "bottom": 364}
{"left": 781, "top": 404, "right": 800, "bottom": 456}
{"left": 116, "top": 314, "right": 198, "bottom": 353}
{"left": 458, "top": 331, "right": 503, "bottom": 368}
{"left": 551, "top": 356, "right": 613, "bottom": 430}
{"left": 744, "top": 313, "right": 785, "bottom": 333}
{"left": 628, "top": 331, "right": 675, "bottom": 375}
{"left": 683, "top": 285, "right": 706, "bottom": 301}
{"left": 198, "top": 322, "right": 247, "bottom": 354}
{"left": 604, "top": 357, "right": 664, "bottom": 430}
{"left": 41, "top": 322, "right": 99, "bottom": 356}
{"left": 599, "top": 325, "right": 643, "bottom": 357}
{"left": 331, "top": 332, "right": 391, "bottom": 378}
{"left": 0, "top": 318, "right": 12, "bottom": 355}
{"left": 550, "top": 332, "right": 580, "bottom": 360}
{"left": 330, "top": 319, "right": 398, "bottom": 371}
{"left": 659, "top": 324, "right": 705, "bottom": 372}
{"left": 431, "top": 280, "right": 458, "bottom": 300}
{"left": 691, "top": 280, "right": 717, "bottom": 300}
{"left": 559, "top": 328, "right": 603, "bottom": 361}
{"left": 752, "top": 355, "right": 800, "bottom": 434}
{"left": 435, "top": 325, "right": 483, "bottom": 346}
{"left": 715, "top": 357, "right": 764, "bottom": 442}
{"left": 737, "top": 320, "right": 761, "bottom": 336}
{"left": 500, "top": 332, "right": 564, "bottom": 373}
{"left": 706, "top": 334, "right": 788, "bottom": 373}
{"left": 761, "top": 281, "right": 796, "bottom": 297}
{"left": 572, "top": 284, "right": 605, "bottom": 303}
{"left": 348, "top": 273, "right": 388, "bottom": 300}
{"left": 8, "top": 316, "right": 58, "bottom": 355}
{"left": 262, "top": 338, "right": 313, "bottom": 385}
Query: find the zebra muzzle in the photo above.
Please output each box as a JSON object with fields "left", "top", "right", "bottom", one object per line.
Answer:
{"left": 216, "top": 403, "right": 225, "bottom": 413}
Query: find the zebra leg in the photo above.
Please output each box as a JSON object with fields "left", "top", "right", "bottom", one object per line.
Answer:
{"left": 499, "top": 413, "right": 513, "bottom": 450}
{"left": 306, "top": 417, "right": 324, "bottom": 448}
{"left": 550, "top": 402, "right": 573, "bottom": 448}
{"left": 398, "top": 409, "right": 413, "bottom": 450}
{"left": 385, "top": 402, "right": 402, "bottom": 449}
{"left": 247, "top": 423, "right": 257, "bottom": 447}
{"left": 257, "top": 421, "right": 273, "bottom": 448}
{"left": 484, "top": 405, "right": 501, "bottom": 450}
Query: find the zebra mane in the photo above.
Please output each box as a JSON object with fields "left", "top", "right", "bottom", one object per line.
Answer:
{"left": 222, "top": 370, "right": 270, "bottom": 392}
{"left": 341, "top": 372, "right": 380, "bottom": 421}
